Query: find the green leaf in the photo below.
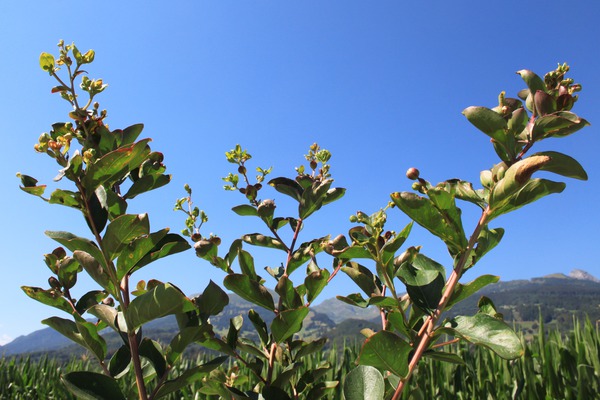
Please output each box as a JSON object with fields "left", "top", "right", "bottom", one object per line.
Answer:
{"left": 444, "top": 313, "right": 524, "bottom": 359}
{"left": 248, "top": 309, "right": 269, "bottom": 347}
{"left": 196, "top": 280, "right": 229, "bottom": 318}
{"left": 76, "top": 319, "right": 107, "bottom": 361}
{"left": 87, "top": 304, "right": 118, "bottom": 331}
{"left": 47, "top": 231, "right": 107, "bottom": 269}
{"left": 305, "top": 268, "right": 330, "bottom": 304}
{"left": 299, "top": 179, "right": 333, "bottom": 219}
{"left": 231, "top": 204, "right": 259, "bottom": 217}
{"left": 238, "top": 249, "right": 257, "bottom": 281}
{"left": 242, "top": 233, "right": 287, "bottom": 251}
{"left": 116, "top": 228, "right": 169, "bottom": 280}
{"left": 490, "top": 155, "right": 553, "bottom": 206}
{"left": 474, "top": 227, "right": 504, "bottom": 261}
{"left": 139, "top": 338, "right": 167, "bottom": 378}
{"left": 126, "top": 283, "right": 196, "bottom": 329}
{"left": 269, "top": 177, "right": 303, "bottom": 202}
{"left": 49, "top": 189, "right": 81, "bottom": 209}
{"left": 462, "top": 106, "right": 508, "bottom": 142}
{"left": 96, "top": 186, "right": 127, "bottom": 219}
{"left": 75, "top": 290, "right": 108, "bottom": 314}
{"left": 271, "top": 306, "right": 310, "bottom": 343}
{"left": 381, "top": 222, "right": 412, "bottom": 267}
{"left": 224, "top": 274, "right": 275, "bottom": 311}
{"left": 83, "top": 139, "right": 151, "bottom": 193}
{"left": 488, "top": 178, "right": 565, "bottom": 220}
{"left": 22, "top": 287, "right": 74, "bottom": 314}
{"left": 166, "top": 324, "right": 214, "bottom": 365}
{"left": 276, "top": 276, "right": 303, "bottom": 309}
{"left": 153, "top": 357, "right": 227, "bottom": 399}
{"left": 423, "top": 351, "right": 465, "bottom": 365}
{"left": 108, "top": 345, "right": 131, "bottom": 378}
{"left": 532, "top": 151, "right": 588, "bottom": 180}
{"left": 516, "top": 69, "right": 546, "bottom": 95}
{"left": 343, "top": 365, "right": 385, "bottom": 400}
{"left": 288, "top": 236, "right": 328, "bottom": 275}
{"left": 123, "top": 174, "right": 171, "bottom": 199}
{"left": 103, "top": 213, "right": 150, "bottom": 261}
{"left": 39, "top": 52, "right": 55, "bottom": 72}
{"left": 61, "top": 371, "right": 126, "bottom": 400}
{"left": 340, "top": 262, "right": 382, "bottom": 297}
{"left": 42, "top": 317, "right": 86, "bottom": 348}
{"left": 391, "top": 191, "right": 467, "bottom": 255}
{"left": 121, "top": 123, "right": 144, "bottom": 146}
{"left": 73, "top": 250, "right": 117, "bottom": 297}
{"left": 446, "top": 275, "right": 499, "bottom": 311}
{"left": 531, "top": 111, "right": 590, "bottom": 141}
{"left": 133, "top": 233, "right": 191, "bottom": 272}
{"left": 445, "top": 179, "right": 487, "bottom": 209}
{"left": 337, "top": 293, "right": 369, "bottom": 308}
{"left": 322, "top": 187, "right": 346, "bottom": 206}
{"left": 397, "top": 253, "right": 446, "bottom": 313}
{"left": 358, "top": 331, "right": 412, "bottom": 378}
{"left": 295, "top": 337, "right": 327, "bottom": 360}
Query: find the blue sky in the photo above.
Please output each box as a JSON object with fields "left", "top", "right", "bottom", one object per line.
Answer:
{"left": 1, "top": 2, "right": 599, "bottom": 345}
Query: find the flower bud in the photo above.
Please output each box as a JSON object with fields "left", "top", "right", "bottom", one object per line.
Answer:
{"left": 48, "top": 276, "right": 62, "bottom": 289}
{"left": 406, "top": 168, "right": 420, "bottom": 180}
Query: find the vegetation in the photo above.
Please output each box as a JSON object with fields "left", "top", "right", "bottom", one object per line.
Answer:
{"left": 2, "top": 319, "right": 598, "bottom": 399}
{"left": 17, "top": 39, "right": 591, "bottom": 399}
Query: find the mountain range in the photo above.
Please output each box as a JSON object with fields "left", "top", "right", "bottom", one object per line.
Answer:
{"left": 2, "top": 269, "right": 599, "bottom": 358}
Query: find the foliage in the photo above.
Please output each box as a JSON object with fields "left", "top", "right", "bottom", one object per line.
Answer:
{"left": 2, "top": 319, "right": 599, "bottom": 399}
{"left": 19, "top": 40, "right": 590, "bottom": 399}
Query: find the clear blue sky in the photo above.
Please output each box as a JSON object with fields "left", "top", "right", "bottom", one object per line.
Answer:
{"left": 1, "top": 2, "right": 599, "bottom": 345}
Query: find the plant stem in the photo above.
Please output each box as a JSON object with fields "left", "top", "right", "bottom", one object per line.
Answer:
{"left": 391, "top": 208, "right": 490, "bottom": 399}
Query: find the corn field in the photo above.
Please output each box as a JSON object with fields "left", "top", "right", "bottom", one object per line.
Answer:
{"left": 1, "top": 318, "right": 598, "bottom": 400}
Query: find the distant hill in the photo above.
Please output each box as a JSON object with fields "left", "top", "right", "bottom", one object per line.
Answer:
{"left": 2, "top": 269, "right": 599, "bottom": 358}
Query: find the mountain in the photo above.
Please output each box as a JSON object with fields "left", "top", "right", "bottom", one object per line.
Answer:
{"left": 2, "top": 269, "right": 599, "bottom": 357}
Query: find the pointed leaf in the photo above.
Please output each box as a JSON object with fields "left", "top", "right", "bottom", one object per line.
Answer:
{"left": 242, "top": 233, "right": 287, "bottom": 251}
{"left": 22, "top": 287, "right": 74, "bottom": 314}
{"left": 133, "top": 233, "right": 191, "bottom": 272}
{"left": 444, "top": 313, "right": 524, "bottom": 359}
{"left": 462, "top": 106, "right": 508, "bottom": 142}
{"left": 490, "top": 155, "right": 552, "bottom": 206}
{"left": 196, "top": 280, "right": 229, "bottom": 317}
{"left": 49, "top": 189, "right": 82, "bottom": 209}
{"left": 73, "top": 250, "right": 117, "bottom": 296}
{"left": 121, "top": 123, "right": 144, "bottom": 146}
{"left": 488, "top": 178, "right": 565, "bottom": 220}
{"left": 447, "top": 275, "right": 500, "bottom": 311}
{"left": 343, "top": 365, "right": 385, "bottom": 400}
{"left": 139, "top": 338, "right": 167, "bottom": 378}
{"left": 532, "top": 111, "right": 589, "bottom": 141}
{"left": 108, "top": 345, "right": 131, "bottom": 378}
{"left": 103, "top": 213, "right": 149, "bottom": 261}
{"left": 305, "top": 268, "right": 330, "bottom": 304}
{"left": 269, "top": 177, "right": 303, "bottom": 202}
{"left": 358, "top": 331, "right": 412, "bottom": 377}
{"left": 83, "top": 139, "right": 151, "bottom": 193}
{"left": 126, "top": 283, "right": 196, "bottom": 329}
{"left": 231, "top": 204, "right": 259, "bottom": 216}
{"left": 116, "top": 228, "right": 169, "bottom": 280}
{"left": 341, "top": 262, "right": 382, "bottom": 297}
{"left": 271, "top": 306, "right": 310, "bottom": 342}
{"left": 391, "top": 191, "right": 467, "bottom": 254}
{"left": 532, "top": 150, "right": 588, "bottom": 180}
{"left": 76, "top": 319, "right": 107, "bottom": 361}
{"left": 299, "top": 179, "right": 333, "bottom": 219}
{"left": 153, "top": 357, "right": 227, "bottom": 399}
{"left": 42, "top": 316, "right": 86, "bottom": 347}
{"left": 61, "top": 372, "right": 126, "bottom": 400}
{"left": 123, "top": 174, "right": 171, "bottom": 199}
{"left": 47, "top": 231, "right": 107, "bottom": 269}
{"left": 75, "top": 290, "right": 108, "bottom": 314}
{"left": 248, "top": 309, "right": 269, "bottom": 347}
{"left": 224, "top": 274, "right": 275, "bottom": 311}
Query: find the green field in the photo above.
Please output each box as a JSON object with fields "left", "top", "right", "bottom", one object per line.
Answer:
{"left": 1, "top": 318, "right": 598, "bottom": 400}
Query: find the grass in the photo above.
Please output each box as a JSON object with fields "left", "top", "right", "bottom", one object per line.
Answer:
{"left": 1, "top": 317, "right": 598, "bottom": 399}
